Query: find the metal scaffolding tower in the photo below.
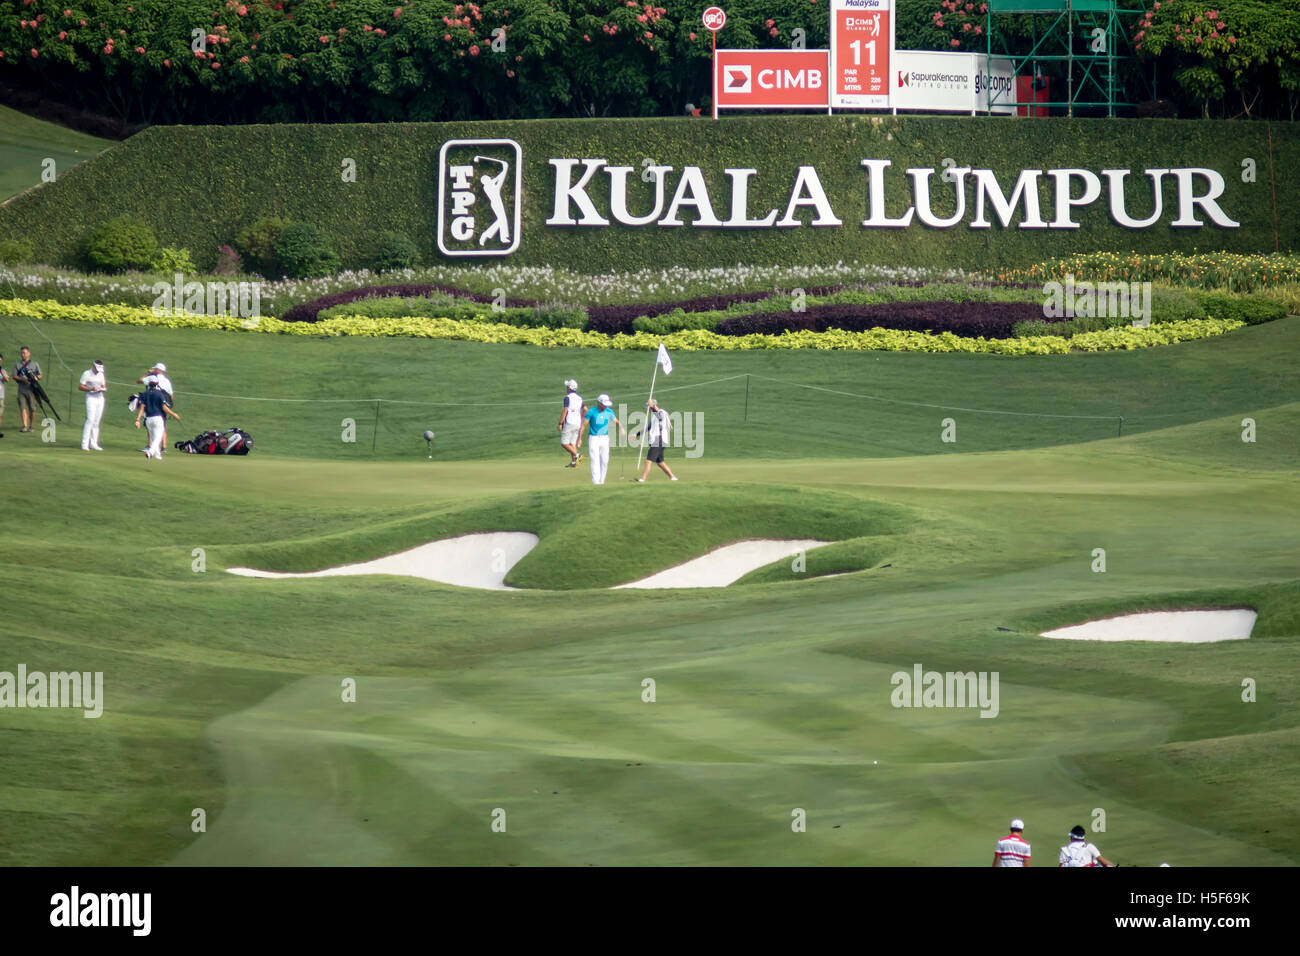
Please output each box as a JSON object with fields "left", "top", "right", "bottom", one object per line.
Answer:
{"left": 984, "top": 0, "right": 1147, "bottom": 117}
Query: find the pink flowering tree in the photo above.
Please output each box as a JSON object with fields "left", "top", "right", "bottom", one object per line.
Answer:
{"left": 1133, "top": 1, "right": 1300, "bottom": 118}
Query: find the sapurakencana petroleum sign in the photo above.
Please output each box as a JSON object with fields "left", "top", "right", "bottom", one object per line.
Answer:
{"left": 436, "top": 139, "right": 1241, "bottom": 257}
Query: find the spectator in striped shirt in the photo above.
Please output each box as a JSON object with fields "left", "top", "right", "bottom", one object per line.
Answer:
{"left": 992, "top": 819, "right": 1031, "bottom": 867}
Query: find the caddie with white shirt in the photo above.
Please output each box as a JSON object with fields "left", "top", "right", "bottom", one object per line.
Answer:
{"left": 79, "top": 359, "right": 107, "bottom": 451}
{"left": 1059, "top": 825, "right": 1115, "bottom": 867}
{"left": 557, "top": 378, "right": 585, "bottom": 468}
{"left": 134, "top": 382, "right": 181, "bottom": 460}
{"left": 136, "top": 362, "right": 174, "bottom": 454}
{"left": 635, "top": 398, "right": 677, "bottom": 482}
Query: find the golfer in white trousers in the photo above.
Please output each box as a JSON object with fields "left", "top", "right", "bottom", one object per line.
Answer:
{"left": 134, "top": 383, "right": 181, "bottom": 459}
{"left": 79, "top": 360, "right": 107, "bottom": 451}
{"left": 576, "top": 393, "right": 626, "bottom": 485}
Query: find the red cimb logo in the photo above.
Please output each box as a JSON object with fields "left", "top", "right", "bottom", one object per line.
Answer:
{"left": 702, "top": 7, "right": 726, "bottom": 32}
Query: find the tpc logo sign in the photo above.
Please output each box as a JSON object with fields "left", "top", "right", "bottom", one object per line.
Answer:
{"left": 437, "top": 138, "right": 522, "bottom": 257}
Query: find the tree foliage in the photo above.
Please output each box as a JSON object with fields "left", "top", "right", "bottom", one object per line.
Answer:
{"left": 0, "top": 1, "right": 1293, "bottom": 121}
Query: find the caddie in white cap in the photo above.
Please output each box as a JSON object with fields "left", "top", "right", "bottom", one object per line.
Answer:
{"left": 557, "top": 378, "right": 584, "bottom": 468}
{"left": 992, "top": 818, "right": 1031, "bottom": 867}
{"left": 576, "top": 392, "right": 626, "bottom": 485}
{"left": 136, "top": 362, "right": 175, "bottom": 454}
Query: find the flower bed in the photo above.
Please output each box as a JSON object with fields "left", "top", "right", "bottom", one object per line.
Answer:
{"left": 988, "top": 252, "right": 1300, "bottom": 293}
{"left": 281, "top": 282, "right": 538, "bottom": 323}
{"left": 0, "top": 298, "right": 1246, "bottom": 355}
{"left": 715, "top": 301, "right": 1047, "bottom": 339}
{"left": 584, "top": 286, "right": 847, "bottom": 334}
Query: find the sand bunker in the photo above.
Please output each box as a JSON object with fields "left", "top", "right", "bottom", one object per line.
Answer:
{"left": 613, "top": 539, "right": 830, "bottom": 589}
{"left": 227, "top": 532, "right": 539, "bottom": 591}
{"left": 1041, "top": 609, "right": 1257, "bottom": 643}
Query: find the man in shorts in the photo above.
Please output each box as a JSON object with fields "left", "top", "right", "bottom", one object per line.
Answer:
{"left": 635, "top": 398, "right": 677, "bottom": 482}
{"left": 0, "top": 352, "right": 9, "bottom": 438}
{"left": 557, "top": 379, "right": 584, "bottom": 468}
{"left": 13, "top": 346, "right": 41, "bottom": 433}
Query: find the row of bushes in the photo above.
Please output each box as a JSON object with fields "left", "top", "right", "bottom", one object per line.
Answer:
{"left": 1, "top": 229, "right": 197, "bottom": 274}
{"left": 317, "top": 294, "right": 587, "bottom": 330}
{"left": 44, "top": 214, "right": 427, "bottom": 280}
{"left": 0, "top": 297, "right": 1247, "bottom": 355}
{"left": 282, "top": 281, "right": 532, "bottom": 323}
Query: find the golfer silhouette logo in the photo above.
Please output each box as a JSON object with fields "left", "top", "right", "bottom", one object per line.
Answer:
{"left": 476, "top": 156, "right": 511, "bottom": 247}
{"left": 437, "top": 139, "right": 522, "bottom": 258}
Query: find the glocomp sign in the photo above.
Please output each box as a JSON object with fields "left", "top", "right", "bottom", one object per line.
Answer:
{"left": 715, "top": 49, "right": 830, "bottom": 110}
{"left": 894, "top": 51, "right": 1017, "bottom": 115}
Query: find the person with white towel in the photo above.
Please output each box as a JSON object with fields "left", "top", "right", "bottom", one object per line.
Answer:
{"left": 557, "top": 378, "right": 585, "bottom": 468}
{"left": 78, "top": 359, "right": 107, "bottom": 451}
{"left": 634, "top": 397, "right": 678, "bottom": 483}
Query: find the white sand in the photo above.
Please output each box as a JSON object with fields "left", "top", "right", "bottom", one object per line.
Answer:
{"left": 613, "top": 539, "right": 830, "bottom": 589}
{"left": 227, "top": 532, "right": 539, "bottom": 591}
{"left": 1041, "top": 609, "right": 1257, "bottom": 643}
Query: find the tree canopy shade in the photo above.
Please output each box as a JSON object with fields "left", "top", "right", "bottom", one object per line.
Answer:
{"left": 0, "top": 1, "right": 1294, "bottom": 122}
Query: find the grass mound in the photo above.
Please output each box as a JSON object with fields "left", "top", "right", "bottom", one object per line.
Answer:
{"left": 214, "top": 484, "right": 915, "bottom": 591}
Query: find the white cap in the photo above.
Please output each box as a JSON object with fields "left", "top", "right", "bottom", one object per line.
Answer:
{"left": 92, "top": 360, "right": 104, "bottom": 368}
{"left": 565, "top": 379, "right": 578, "bottom": 390}
{"left": 153, "top": 362, "right": 167, "bottom": 372}
{"left": 597, "top": 393, "right": 611, "bottom": 407}
{"left": 1009, "top": 818, "right": 1025, "bottom": 831}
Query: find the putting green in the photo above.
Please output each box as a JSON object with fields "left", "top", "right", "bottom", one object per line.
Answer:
{"left": 0, "top": 317, "right": 1297, "bottom": 866}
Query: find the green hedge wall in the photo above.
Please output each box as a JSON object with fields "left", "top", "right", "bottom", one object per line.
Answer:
{"left": 1, "top": 115, "right": 1294, "bottom": 273}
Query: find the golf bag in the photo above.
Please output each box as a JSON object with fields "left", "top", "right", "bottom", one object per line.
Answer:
{"left": 175, "top": 427, "right": 253, "bottom": 455}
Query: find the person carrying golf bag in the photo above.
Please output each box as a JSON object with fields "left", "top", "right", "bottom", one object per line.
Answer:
{"left": 12, "top": 346, "right": 59, "bottom": 432}
{"left": 1059, "top": 826, "right": 1116, "bottom": 867}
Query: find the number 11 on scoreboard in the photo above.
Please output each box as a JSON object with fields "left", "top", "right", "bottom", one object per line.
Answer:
{"left": 830, "top": 0, "right": 894, "bottom": 110}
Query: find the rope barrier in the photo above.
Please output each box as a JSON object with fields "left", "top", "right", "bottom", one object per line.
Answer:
{"left": 2, "top": 318, "right": 1179, "bottom": 423}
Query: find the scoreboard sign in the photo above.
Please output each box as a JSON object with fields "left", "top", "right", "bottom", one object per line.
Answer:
{"left": 830, "top": 0, "right": 894, "bottom": 109}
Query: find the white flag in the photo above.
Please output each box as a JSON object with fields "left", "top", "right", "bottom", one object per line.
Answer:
{"left": 657, "top": 343, "right": 673, "bottom": 375}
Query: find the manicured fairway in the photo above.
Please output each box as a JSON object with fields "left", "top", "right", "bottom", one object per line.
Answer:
{"left": 1, "top": 317, "right": 1297, "bottom": 866}
{"left": 0, "top": 105, "right": 112, "bottom": 202}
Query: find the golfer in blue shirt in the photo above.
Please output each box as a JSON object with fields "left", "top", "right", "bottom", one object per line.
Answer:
{"left": 577, "top": 393, "right": 626, "bottom": 485}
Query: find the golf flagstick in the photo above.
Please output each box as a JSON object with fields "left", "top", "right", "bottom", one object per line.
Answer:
{"left": 636, "top": 342, "right": 672, "bottom": 473}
